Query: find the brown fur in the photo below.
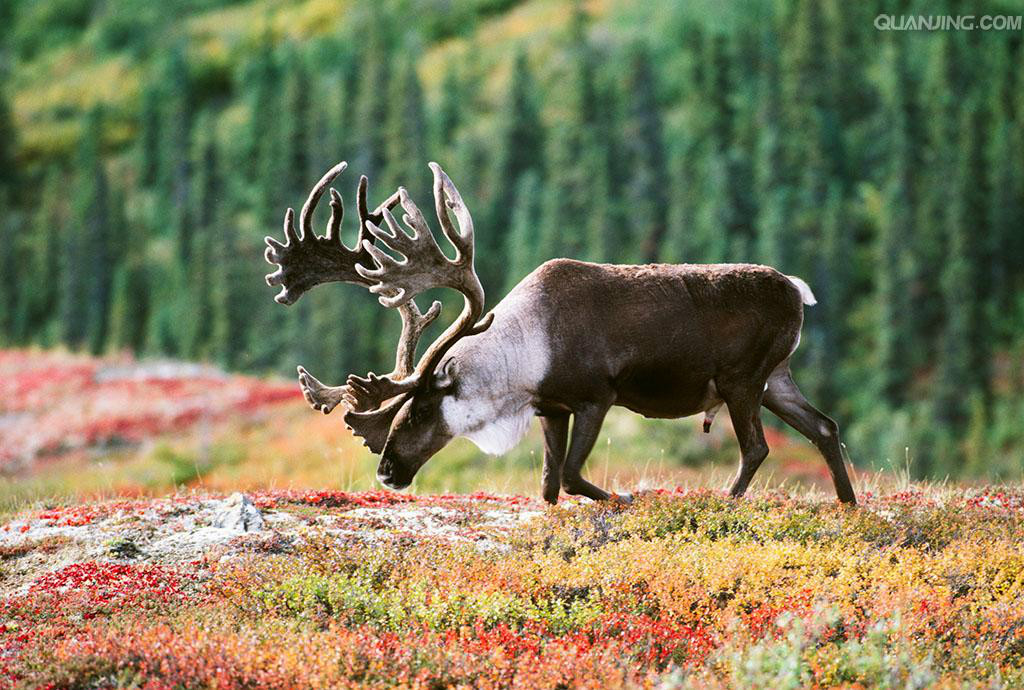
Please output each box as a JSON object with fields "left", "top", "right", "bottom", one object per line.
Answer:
{"left": 517, "top": 259, "right": 855, "bottom": 505}
{"left": 379, "top": 259, "right": 856, "bottom": 505}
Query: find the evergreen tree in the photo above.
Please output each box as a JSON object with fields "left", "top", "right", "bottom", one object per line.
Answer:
{"left": 106, "top": 204, "right": 149, "bottom": 353}
{"left": 873, "top": 42, "right": 915, "bottom": 405}
{"left": 0, "top": 196, "right": 15, "bottom": 343}
{"left": 212, "top": 205, "right": 249, "bottom": 370}
{"left": 157, "top": 45, "right": 193, "bottom": 262}
{"left": 985, "top": 38, "right": 1024, "bottom": 339}
{"left": 280, "top": 49, "right": 316, "bottom": 371}
{"left": 935, "top": 99, "right": 989, "bottom": 431}
{"left": 780, "top": 0, "right": 844, "bottom": 268}
{"left": 249, "top": 33, "right": 282, "bottom": 227}
{"left": 503, "top": 170, "right": 542, "bottom": 293}
{"left": 752, "top": 29, "right": 790, "bottom": 270}
{"left": 621, "top": 43, "right": 667, "bottom": 262}
{"left": 434, "top": 62, "right": 462, "bottom": 151}
{"left": 62, "top": 108, "right": 113, "bottom": 353}
{"left": 660, "top": 135, "right": 700, "bottom": 264}
{"left": 244, "top": 36, "right": 286, "bottom": 370}
{"left": 536, "top": 5, "right": 603, "bottom": 262}
{"left": 485, "top": 50, "right": 543, "bottom": 289}
{"left": 0, "top": 16, "right": 17, "bottom": 342}
{"left": 137, "top": 83, "right": 161, "bottom": 188}
{"left": 384, "top": 54, "right": 428, "bottom": 205}
{"left": 910, "top": 36, "right": 957, "bottom": 365}
{"left": 14, "top": 167, "right": 63, "bottom": 343}
{"left": 182, "top": 112, "right": 220, "bottom": 359}
{"left": 353, "top": 11, "right": 391, "bottom": 180}
{"left": 812, "top": 182, "right": 849, "bottom": 413}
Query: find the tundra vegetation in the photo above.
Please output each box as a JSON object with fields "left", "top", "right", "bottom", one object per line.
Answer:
{"left": 3, "top": 484, "right": 1024, "bottom": 688}
{"left": 1, "top": 350, "right": 1024, "bottom": 688}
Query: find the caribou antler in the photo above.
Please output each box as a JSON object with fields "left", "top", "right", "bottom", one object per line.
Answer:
{"left": 264, "top": 162, "right": 402, "bottom": 305}
{"left": 268, "top": 161, "right": 490, "bottom": 453}
{"left": 343, "top": 162, "right": 493, "bottom": 413}
{"left": 267, "top": 162, "right": 440, "bottom": 430}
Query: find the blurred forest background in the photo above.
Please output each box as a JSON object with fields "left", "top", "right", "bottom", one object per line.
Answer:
{"left": 0, "top": 0, "right": 1022, "bottom": 481}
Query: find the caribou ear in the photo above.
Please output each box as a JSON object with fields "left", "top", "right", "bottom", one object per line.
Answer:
{"left": 433, "top": 359, "right": 456, "bottom": 391}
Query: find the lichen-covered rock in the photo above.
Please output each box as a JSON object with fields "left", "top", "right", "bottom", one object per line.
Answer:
{"left": 211, "top": 493, "right": 264, "bottom": 532}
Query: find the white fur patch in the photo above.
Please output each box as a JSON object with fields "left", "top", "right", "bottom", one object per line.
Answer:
{"left": 459, "top": 406, "right": 535, "bottom": 455}
{"left": 440, "top": 287, "right": 551, "bottom": 456}
{"left": 786, "top": 275, "right": 817, "bottom": 306}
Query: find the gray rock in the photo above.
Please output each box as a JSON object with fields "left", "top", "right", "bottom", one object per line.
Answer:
{"left": 212, "top": 493, "right": 264, "bottom": 532}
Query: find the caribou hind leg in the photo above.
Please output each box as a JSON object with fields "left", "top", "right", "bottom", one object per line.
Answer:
{"left": 762, "top": 364, "right": 857, "bottom": 504}
{"left": 719, "top": 382, "right": 770, "bottom": 499}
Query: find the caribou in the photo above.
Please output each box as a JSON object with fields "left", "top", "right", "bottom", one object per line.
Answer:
{"left": 264, "top": 162, "right": 857, "bottom": 505}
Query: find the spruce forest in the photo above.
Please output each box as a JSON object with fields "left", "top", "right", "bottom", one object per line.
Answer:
{"left": 1, "top": 0, "right": 1023, "bottom": 481}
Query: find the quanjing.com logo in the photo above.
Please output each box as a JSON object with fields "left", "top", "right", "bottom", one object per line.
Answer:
{"left": 875, "top": 15, "right": 1022, "bottom": 31}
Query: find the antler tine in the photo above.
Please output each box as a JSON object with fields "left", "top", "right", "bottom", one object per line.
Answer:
{"left": 429, "top": 161, "right": 474, "bottom": 265}
{"left": 326, "top": 188, "right": 343, "bottom": 241}
{"left": 394, "top": 300, "right": 443, "bottom": 377}
{"left": 299, "top": 161, "right": 348, "bottom": 240}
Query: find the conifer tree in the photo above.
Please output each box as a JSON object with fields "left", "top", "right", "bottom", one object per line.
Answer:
{"left": 353, "top": 11, "right": 391, "bottom": 180}
{"left": 536, "top": 4, "right": 601, "bottom": 262}
{"left": 181, "top": 111, "right": 220, "bottom": 359}
{"left": 435, "top": 62, "right": 462, "bottom": 151}
{"left": 0, "top": 16, "right": 17, "bottom": 342}
{"left": 244, "top": 36, "right": 287, "bottom": 371}
{"left": 503, "top": 170, "right": 542, "bottom": 293}
{"left": 281, "top": 48, "right": 312, "bottom": 198}
{"left": 0, "top": 196, "right": 15, "bottom": 344}
{"left": 64, "top": 108, "right": 114, "bottom": 353}
{"left": 621, "top": 43, "right": 667, "bottom": 262}
{"left": 106, "top": 199, "right": 149, "bottom": 353}
{"left": 985, "top": 38, "right": 1023, "bottom": 338}
{"left": 485, "top": 50, "right": 543, "bottom": 289}
{"left": 14, "top": 167, "right": 63, "bottom": 343}
{"left": 874, "top": 42, "right": 915, "bottom": 405}
{"left": 212, "top": 204, "right": 249, "bottom": 370}
{"left": 157, "top": 45, "right": 193, "bottom": 262}
{"left": 911, "top": 36, "right": 957, "bottom": 362}
{"left": 384, "top": 54, "right": 428, "bottom": 204}
{"left": 660, "top": 136, "right": 699, "bottom": 264}
{"left": 935, "top": 99, "right": 989, "bottom": 430}
{"left": 137, "top": 83, "right": 161, "bottom": 188}
{"left": 752, "top": 30, "right": 790, "bottom": 270}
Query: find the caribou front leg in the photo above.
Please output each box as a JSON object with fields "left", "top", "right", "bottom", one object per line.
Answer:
{"left": 297, "top": 366, "right": 347, "bottom": 415}
{"left": 539, "top": 413, "right": 569, "bottom": 505}
{"left": 560, "top": 401, "right": 631, "bottom": 503}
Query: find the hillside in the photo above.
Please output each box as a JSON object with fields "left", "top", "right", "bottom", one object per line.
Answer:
{"left": 8, "top": 0, "right": 652, "bottom": 162}
{"left": 3, "top": 0, "right": 1024, "bottom": 481}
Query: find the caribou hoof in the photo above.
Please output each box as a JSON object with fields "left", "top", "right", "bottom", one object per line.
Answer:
{"left": 610, "top": 492, "right": 634, "bottom": 505}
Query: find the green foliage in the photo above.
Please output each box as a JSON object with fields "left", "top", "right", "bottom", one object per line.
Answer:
{"left": 4, "top": 0, "right": 1024, "bottom": 479}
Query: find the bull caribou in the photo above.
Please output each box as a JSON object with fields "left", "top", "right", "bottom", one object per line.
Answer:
{"left": 264, "top": 162, "right": 857, "bottom": 505}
